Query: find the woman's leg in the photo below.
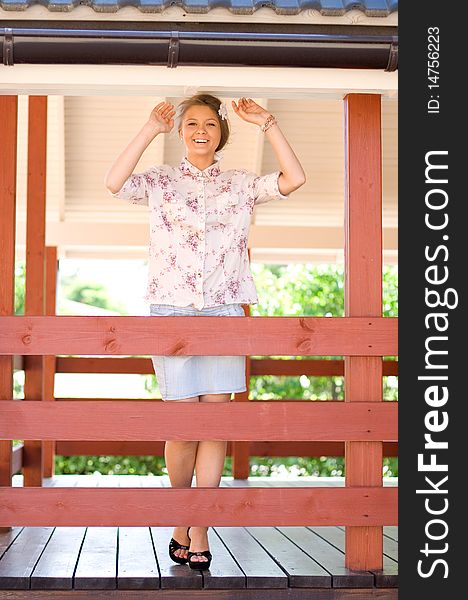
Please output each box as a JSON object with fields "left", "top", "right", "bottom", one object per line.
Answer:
{"left": 189, "top": 392, "right": 231, "bottom": 562}
{"left": 164, "top": 395, "right": 200, "bottom": 559}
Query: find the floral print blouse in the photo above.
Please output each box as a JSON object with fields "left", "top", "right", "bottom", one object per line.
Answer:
{"left": 109, "top": 153, "right": 289, "bottom": 309}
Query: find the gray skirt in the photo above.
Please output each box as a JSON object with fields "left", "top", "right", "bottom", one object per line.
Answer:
{"left": 149, "top": 302, "right": 247, "bottom": 401}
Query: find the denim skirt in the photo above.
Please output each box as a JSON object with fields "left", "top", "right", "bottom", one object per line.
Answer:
{"left": 149, "top": 302, "right": 247, "bottom": 401}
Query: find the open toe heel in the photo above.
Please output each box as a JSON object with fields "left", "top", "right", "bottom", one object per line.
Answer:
{"left": 188, "top": 550, "right": 212, "bottom": 571}
{"left": 168, "top": 528, "right": 191, "bottom": 565}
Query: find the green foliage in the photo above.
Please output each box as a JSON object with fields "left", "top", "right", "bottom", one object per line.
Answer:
{"left": 14, "top": 262, "right": 25, "bottom": 315}
{"left": 59, "top": 269, "right": 127, "bottom": 314}
{"left": 250, "top": 263, "right": 346, "bottom": 317}
{"left": 53, "top": 453, "right": 397, "bottom": 478}
{"left": 14, "top": 260, "right": 126, "bottom": 315}
{"left": 55, "top": 455, "right": 166, "bottom": 476}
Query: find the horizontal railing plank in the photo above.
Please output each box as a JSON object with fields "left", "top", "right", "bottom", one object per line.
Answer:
{"left": 49, "top": 357, "right": 398, "bottom": 376}
{"left": 51, "top": 397, "right": 395, "bottom": 403}
{"left": 0, "top": 401, "right": 397, "bottom": 441}
{"left": 0, "top": 316, "right": 397, "bottom": 356}
{"left": 250, "top": 358, "right": 399, "bottom": 377}
{"left": 55, "top": 440, "right": 398, "bottom": 457}
{"left": 0, "top": 487, "right": 397, "bottom": 527}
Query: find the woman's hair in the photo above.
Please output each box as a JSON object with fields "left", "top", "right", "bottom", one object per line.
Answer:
{"left": 175, "top": 94, "right": 230, "bottom": 152}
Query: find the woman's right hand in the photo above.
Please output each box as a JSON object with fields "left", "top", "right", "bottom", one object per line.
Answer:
{"left": 147, "top": 102, "right": 176, "bottom": 134}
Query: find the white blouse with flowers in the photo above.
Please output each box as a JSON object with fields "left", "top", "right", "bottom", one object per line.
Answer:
{"left": 109, "top": 153, "right": 289, "bottom": 309}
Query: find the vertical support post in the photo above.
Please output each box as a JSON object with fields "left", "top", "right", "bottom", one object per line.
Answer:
{"left": 0, "top": 96, "right": 18, "bottom": 527}
{"left": 23, "top": 96, "right": 48, "bottom": 487}
{"left": 43, "top": 246, "right": 58, "bottom": 478}
{"left": 344, "top": 93, "right": 383, "bottom": 570}
{"left": 232, "top": 249, "right": 252, "bottom": 480}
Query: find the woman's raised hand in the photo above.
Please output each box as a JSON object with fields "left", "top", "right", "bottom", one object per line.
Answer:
{"left": 147, "top": 101, "right": 176, "bottom": 134}
{"left": 231, "top": 98, "right": 270, "bottom": 127}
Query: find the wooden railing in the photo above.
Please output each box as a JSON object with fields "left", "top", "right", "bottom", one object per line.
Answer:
{"left": 9, "top": 356, "right": 398, "bottom": 474}
{"left": 0, "top": 92, "right": 397, "bottom": 572}
{"left": 1, "top": 315, "right": 397, "bottom": 530}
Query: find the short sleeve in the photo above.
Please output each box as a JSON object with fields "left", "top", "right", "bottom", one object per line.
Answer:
{"left": 108, "top": 166, "right": 160, "bottom": 206}
{"left": 240, "top": 170, "right": 290, "bottom": 206}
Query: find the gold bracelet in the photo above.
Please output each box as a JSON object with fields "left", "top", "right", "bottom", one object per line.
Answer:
{"left": 260, "top": 114, "right": 277, "bottom": 133}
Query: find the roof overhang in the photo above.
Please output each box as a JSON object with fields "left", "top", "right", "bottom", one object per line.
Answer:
{"left": 1, "top": 22, "right": 397, "bottom": 69}
{"left": 0, "top": 1, "right": 399, "bottom": 24}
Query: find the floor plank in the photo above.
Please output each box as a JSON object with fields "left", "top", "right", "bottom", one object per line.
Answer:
{"left": 30, "top": 527, "right": 86, "bottom": 590}
{"left": 73, "top": 527, "right": 118, "bottom": 590}
{"left": 278, "top": 527, "right": 372, "bottom": 588}
{"left": 214, "top": 527, "right": 288, "bottom": 589}
{"left": 117, "top": 528, "right": 159, "bottom": 590}
{"left": 382, "top": 537, "right": 398, "bottom": 563}
{"left": 337, "top": 525, "right": 399, "bottom": 559}
{"left": 245, "top": 527, "right": 331, "bottom": 588}
{"left": 309, "top": 526, "right": 398, "bottom": 588}
{"left": 384, "top": 526, "right": 398, "bottom": 542}
{"left": 0, "top": 527, "right": 54, "bottom": 589}
{"left": 0, "top": 527, "right": 23, "bottom": 557}
{"left": 150, "top": 527, "right": 202, "bottom": 589}
{"left": 199, "top": 527, "right": 246, "bottom": 589}
{"left": 0, "top": 588, "right": 400, "bottom": 598}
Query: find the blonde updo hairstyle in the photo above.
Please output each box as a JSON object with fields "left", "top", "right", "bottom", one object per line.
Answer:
{"left": 175, "top": 94, "right": 230, "bottom": 152}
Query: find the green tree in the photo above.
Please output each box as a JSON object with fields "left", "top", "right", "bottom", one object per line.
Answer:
{"left": 60, "top": 270, "right": 127, "bottom": 314}
{"left": 15, "top": 260, "right": 127, "bottom": 315}
{"left": 14, "top": 262, "right": 25, "bottom": 315}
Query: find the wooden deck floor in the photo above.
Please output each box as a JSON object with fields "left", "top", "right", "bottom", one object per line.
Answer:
{"left": 1, "top": 476, "right": 398, "bottom": 599}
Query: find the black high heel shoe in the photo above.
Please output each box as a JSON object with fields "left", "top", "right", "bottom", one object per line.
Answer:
{"left": 187, "top": 528, "right": 212, "bottom": 571}
{"left": 168, "top": 527, "right": 191, "bottom": 565}
{"left": 188, "top": 550, "right": 212, "bottom": 570}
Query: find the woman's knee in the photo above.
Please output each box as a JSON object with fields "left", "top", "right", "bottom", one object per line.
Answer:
{"left": 199, "top": 393, "right": 232, "bottom": 403}
{"left": 165, "top": 395, "right": 200, "bottom": 402}
{"left": 165, "top": 439, "right": 198, "bottom": 450}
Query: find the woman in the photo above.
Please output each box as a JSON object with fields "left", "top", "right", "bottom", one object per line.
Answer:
{"left": 105, "top": 94, "right": 305, "bottom": 570}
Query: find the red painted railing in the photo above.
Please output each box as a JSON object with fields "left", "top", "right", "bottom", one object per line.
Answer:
{"left": 0, "top": 93, "right": 398, "bottom": 572}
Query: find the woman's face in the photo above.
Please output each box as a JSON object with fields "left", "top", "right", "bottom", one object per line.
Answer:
{"left": 179, "top": 105, "right": 222, "bottom": 160}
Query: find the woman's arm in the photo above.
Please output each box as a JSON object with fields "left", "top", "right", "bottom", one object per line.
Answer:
{"left": 104, "top": 122, "right": 160, "bottom": 194}
{"left": 261, "top": 118, "right": 306, "bottom": 196}
{"left": 232, "top": 98, "right": 306, "bottom": 196}
{"left": 104, "top": 102, "right": 175, "bottom": 194}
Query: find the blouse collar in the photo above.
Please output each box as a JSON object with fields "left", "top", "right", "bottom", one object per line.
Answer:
{"left": 179, "top": 152, "right": 222, "bottom": 179}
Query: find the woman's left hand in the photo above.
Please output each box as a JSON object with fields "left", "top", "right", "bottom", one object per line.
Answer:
{"left": 232, "top": 98, "right": 271, "bottom": 127}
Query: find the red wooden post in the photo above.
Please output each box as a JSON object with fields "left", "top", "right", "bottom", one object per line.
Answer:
{"left": 0, "top": 96, "right": 18, "bottom": 532}
{"left": 23, "top": 96, "right": 48, "bottom": 487}
{"left": 43, "top": 246, "right": 58, "bottom": 478}
{"left": 344, "top": 93, "right": 385, "bottom": 570}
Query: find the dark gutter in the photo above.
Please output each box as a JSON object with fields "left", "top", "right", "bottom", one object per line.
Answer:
{"left": 1, "top": 23, "right": 398, "bottom": 70}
